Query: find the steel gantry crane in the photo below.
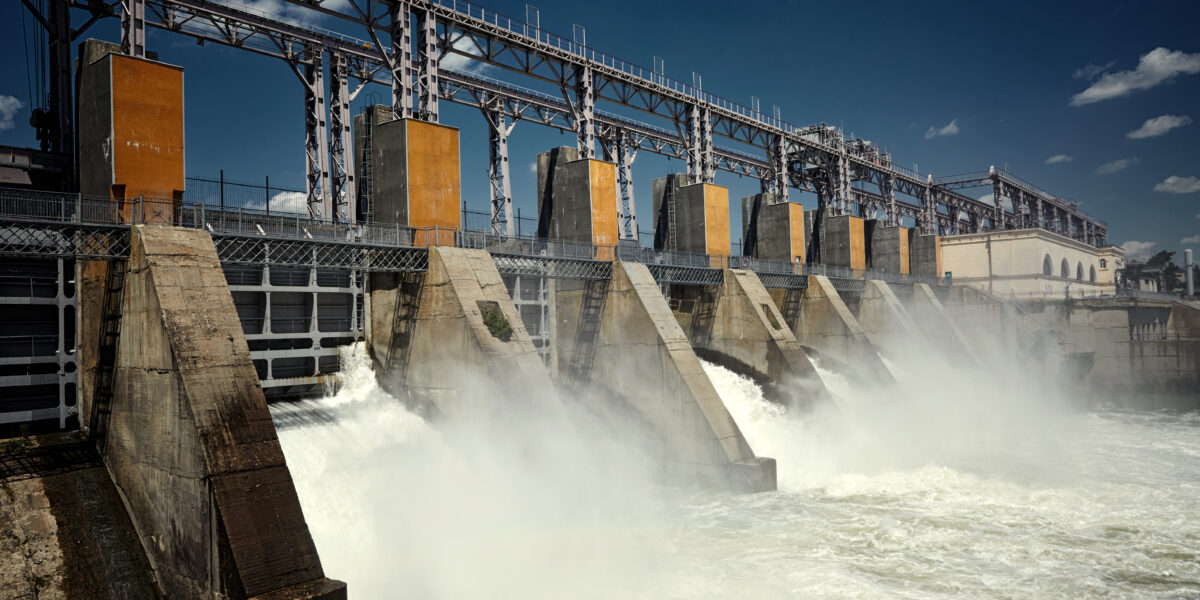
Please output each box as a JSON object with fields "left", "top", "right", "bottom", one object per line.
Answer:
{"left": 32, "top": 0, "right": 1107, "bottom": 246}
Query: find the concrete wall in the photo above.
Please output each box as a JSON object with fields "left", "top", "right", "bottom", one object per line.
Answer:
{"left": 370, "top": 247, "right": 557, "bottom": 419}
{"left": 909, "top": 232, "right": 943, "bottom": 278}
{"left": 741, "top": 194, "right": 804, "bottom": 265}
{"left": 373, "top": 118, "right": 461, "bottom": 245}
{"left": 536, "top": 148, "right": 619, "bottom": 259}
{"left": 821, "top": 215, "right": 867, "bottom": 270}
{"left": 855, "top": 280, "right": 927, "bottom": 355}
{"left": 905, "top": 283, "right": 980, "bottom": 365}
{"left": 652, "top": 176, "right": 730, "bottom": 264}
{"left": 792, "top": 275, "right": 893, "bottom": 383}
{"left": 1019, "top": 298, "right": 1200, "bottom": 408}
{"left": 866, "top": 220, "right": 909, "bottom": 274}
{"left": 685, "top": 270, "right": 826, "bottom": 408}
{"left": 574, "top": 262, "right": 776, "bottom": 492}
{"left": 104, "top": 226, "right": 343, "bottom": 599}
{"left": 940, "top": 228, "right": 1123, "bottom": 299}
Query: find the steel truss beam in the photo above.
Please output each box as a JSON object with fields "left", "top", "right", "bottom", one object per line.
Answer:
{"left": 490, "top": 253, "right": 612, "bottom": 281}
{"left": 646, "top": 264, "right": 723, "bottom": 287}
{"left": 77, "top": 0, "right": 1106, "bottom": 245}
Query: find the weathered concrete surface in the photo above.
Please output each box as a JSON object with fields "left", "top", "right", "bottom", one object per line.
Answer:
{"left": 105, "top": 225, "right": 343, "bottom": 600}
{"left": 0, "top": 433, "right": 159, "bottom": 600}
{"left": 909, "top": 232, "right": 943, "bottom": 278}
{"left": 652, "top": 175, "right": 731, "bottom": 263}
{"left": 585, "top": 262, "right": 776, "bottom": 492}
{"left": 821, "top": 215, "right": 867, "bottom": 270}
{"left": 866, "top": 220, "right": 909, "bottom": 274}
{"left": 371, "top": 246, "right": 558, "bottom": 419}
{"left": 741, "top": 194, "right": 804, "bottom": 264}
{"left": 671, "top": 270, "right": 826, "bottom": 407}
{"left": 535, "top": 147, "right": 619, "bottom": 258}
{"left": 906, "top": 283, "right": 981, "bottom": 365}
{"left": 76, "top": 259, "right": 108, "bottom": 431}
{"left": 855, "top": 280, "right": 927, "bottom": 355}
{"left": 793, "top": 275, "right": 893, "bottom": 383}
{"left": 1019, "top": 297, "right": 1200, "bottom": 408}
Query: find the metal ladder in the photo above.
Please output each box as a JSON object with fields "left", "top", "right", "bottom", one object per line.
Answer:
{"left": 689, "top": 288, "right": 717, "bottom": 349}
{"left": 666, "top": 186, "right": 678, "bottom": 250}
{"left": 359, "top": 107, "right": 375, "bottom": 223}
{"left": 779, "top": 288, "right": 803, "bottom": 331}
{"left": 568, "top": 280, "right": 608, "bottom": 383}
{"left": 90, "top": 259, "right": 127, "bottom": 452}
{"left": 384, "top": 272, "right": 425, "bottom": 385}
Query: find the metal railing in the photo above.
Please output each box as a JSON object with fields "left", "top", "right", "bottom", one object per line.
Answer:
{"left": 0, "top": 186, "right": 950, "bottom": 287}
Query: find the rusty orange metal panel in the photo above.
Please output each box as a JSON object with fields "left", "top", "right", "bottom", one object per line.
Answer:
{"left": 588, "top": 159, "right": 618, "bottom": 261}
{"left": 849, "top": 216, "right": 866, "bottom": 270}
{"left": 406, "top": 119, "right": 461, "bottom": 240}
{"left": 788, "top": 202, "right": 805, "bottom": 266}
{"left": 899, "top": 227, "right": 911, "bottom": 274}
{"left": 703, "top": 184, "right": 730, "bottom": 266}
{"left": 110, "top": 55, "right": 184, "bottom": 224}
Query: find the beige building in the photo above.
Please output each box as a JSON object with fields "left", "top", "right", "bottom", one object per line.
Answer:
{"left": 941, "top": 228, "right": 1124, "bottom": 299}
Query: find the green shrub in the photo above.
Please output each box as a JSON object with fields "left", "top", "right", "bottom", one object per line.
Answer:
{"left": 479, "top": 301, "right": 513, "bottom": 342}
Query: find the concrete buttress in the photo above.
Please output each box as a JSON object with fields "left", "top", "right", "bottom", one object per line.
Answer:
{"left": 369, "top": 246, "right": 559, "bottom": 420}
{"left": 678, "top": 269, "right": 828, "bottom": 408}
{"left": 794, "top": 276, "right": 894, "bottom": 383}
{"left": 854, "top": 280, "right": 928, "bottom": 357}
{"left": 103, "top": 225, "right": 345, "bottom": 600}
{"left": 580, "top": 261, "right": 776, "bottom": 492}
{"left": 906, "top": 283, "right": 981, "bottom": 365}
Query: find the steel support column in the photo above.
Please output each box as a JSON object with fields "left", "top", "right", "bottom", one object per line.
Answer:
{"left": 483, "top": 107, "right": 515, "bottom": 236}
{"left": 329, "top": 52, "right": 355, "bottom": 224}
{"left": 615, "top": 133, "right": 639, "bottom": 239}
{"left": 390, "top": 1, "right": 414, "bottom": 119}
{"left": 570, "top": 65, "right": 595, "bottom": 158}
{"left": 120, "top": 0, "right": 146, "bottom": 58}
{"left": 416, "top": 9, "right": 439, "bottom": 122}
{"left": 297, "top": 45, "right": 330, "bottom": 220}
{"left": 47, "top": 0, "right": 73, "bottom": 165}
{"left": 882, "top": 175, "right": 897, "bottom": 225}
{"left": 766, "top": 134, "right": 788, "bottom": 203}
{"left": 684, "top": 104, "right": 714, "bottom": 184}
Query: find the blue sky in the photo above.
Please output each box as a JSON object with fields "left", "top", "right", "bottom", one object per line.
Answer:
{"left": 2, "top": 1, "right": 1198, "bottom": 259}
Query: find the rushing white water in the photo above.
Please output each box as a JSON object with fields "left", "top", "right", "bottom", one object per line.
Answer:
{"left": 274, "top": 345, "right": 1200, "bottom": 598}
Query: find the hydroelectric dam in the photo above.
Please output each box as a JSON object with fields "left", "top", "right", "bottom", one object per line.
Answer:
{"left": 2, "top": 1, "right": 1200, "bottom": 598}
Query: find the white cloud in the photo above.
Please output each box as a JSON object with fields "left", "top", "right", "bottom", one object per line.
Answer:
{"left": 1154, "top": 175, "right": 1200, "bottom": 194}
{"left": 924, "top": 119, "right": 959, "bottom": 140}
{"left": 1073, "top": 60, "right": 1116, "bottom": 80}
{"left": 1095, "top": 157, "right": 1140, "bottom": 175}
{"left": 1122, "top": 240, "right": 1158, "bottom": 261}
{"left": 978, "top": 193, "right": 1012, "bottom": 212}
{"left": 246, "top": 191, "right": 309, "bottom": 215}
{"left": 528, "top": 162, "right": 537, "bottom": 174}
{"left": 1070, "top": 47, "right": 1200, "bottom": 106}
{"left": 1182, "top": 235, "right": 1200, "bottom": 245}
{"left": 439, "top": 37, "right": 490, "bottom": 76}
{"left": 223, "top": 0, "right": 351, "bottom": 25}
{"left": 1127, "top": 114, "right": 1192, "bottom": 139}
{"left": 1045, "top": 154, "right": 1074, "bottom": 164}
{"left": 0, "top": 94, "right": 23, "bottom": 132}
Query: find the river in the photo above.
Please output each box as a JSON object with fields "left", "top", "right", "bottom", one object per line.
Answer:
{"left": 272, "top": 345, "right": 1200, "bottom": 599}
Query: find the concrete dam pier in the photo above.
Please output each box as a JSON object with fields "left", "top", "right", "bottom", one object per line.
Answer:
{"left": 2, "top": 4, "right": 1196, "bottom": 596}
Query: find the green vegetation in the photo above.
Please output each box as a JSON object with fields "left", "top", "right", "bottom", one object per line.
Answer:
{"left": 480, "top": 302, "right": 513, "bottom": 342}
{"left": 763, "top": 304, "right": 782, "bottom": 330}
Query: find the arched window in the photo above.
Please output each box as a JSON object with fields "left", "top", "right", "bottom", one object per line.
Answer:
{"left": 1076, "top": 262, "right": 1084, "bottom": 280}
{"left": 1043, "top": 254, "right": 1053, "bottom": 275}
{"left": 1090, "top": 265, "right": 1097, "bottom": 282}
{"left": 1061, "top": 258, "right": 1070, "bottom": 279}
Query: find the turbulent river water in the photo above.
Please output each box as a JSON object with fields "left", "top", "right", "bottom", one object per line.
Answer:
{"left": 272, "top": 346, "right": 1200, "bottom": 599}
